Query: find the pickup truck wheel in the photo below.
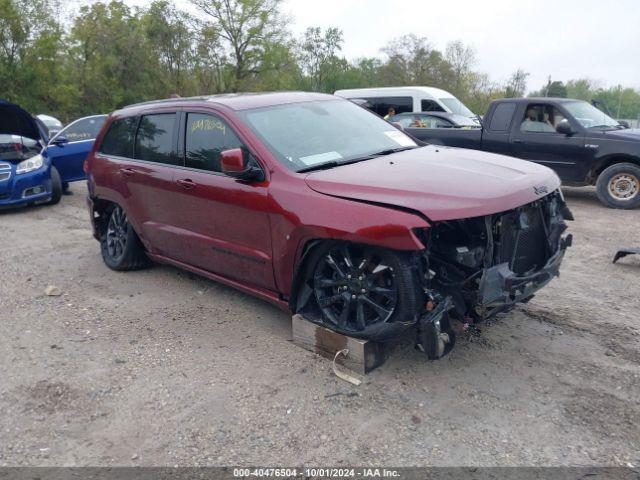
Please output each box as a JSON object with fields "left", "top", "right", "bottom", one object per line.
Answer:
{"left": 311, "top": 243, "right": 420, "bottom": 336}
{"left": 100, "top": 205, "right": 149, "bottom": 271}
{"left": 596, "top": 163, "right": 640, "bottom": 209}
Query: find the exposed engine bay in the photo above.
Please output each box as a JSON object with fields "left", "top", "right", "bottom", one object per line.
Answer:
{"left": 295, "top": 190, "right": 573, "bottom": 360}
{"left": 415, "top": 189, "right": 573, "bottom": 358}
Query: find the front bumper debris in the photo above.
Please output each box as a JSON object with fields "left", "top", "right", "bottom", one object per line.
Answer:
{"left": 613, "top": 248, "right": 640, "bottom": 264}
{"left": 417, "top": 296, "right": 456, "bottom": 359}
{"left": 478, "top": 234, "right": 572, "bottom": 312}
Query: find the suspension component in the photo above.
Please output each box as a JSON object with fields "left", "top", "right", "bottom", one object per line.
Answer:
{"left": 416, "top": 296, "right": 456, "bottom": 359}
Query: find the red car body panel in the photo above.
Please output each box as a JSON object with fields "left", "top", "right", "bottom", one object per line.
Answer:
{"left": 86, "top": 92, "right": 562, "bottom": 310}
{"left": 305, "top": 145, "right": 561, "bottom": 221}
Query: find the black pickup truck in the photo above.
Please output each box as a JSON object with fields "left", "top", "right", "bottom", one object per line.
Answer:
{"left": 404, "top": 97, "right": 640, "bottom": 209}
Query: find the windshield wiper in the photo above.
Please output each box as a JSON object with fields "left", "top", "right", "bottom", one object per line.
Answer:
{"left": 296, "top": 146, "right": 418, "bottom": 173}
{"left": 297, "top": 160, "right": 340, "bottom": 173}
{"left": 349, "top": 146, "right": 418, "bottom": 162}
{"left": 297, "top": 157, "right": 373, "bottom": 173}
{"left": 369, "top": 146, "right": 417, "bottom": 156}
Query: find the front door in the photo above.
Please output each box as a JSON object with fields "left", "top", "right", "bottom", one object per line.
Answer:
{"left": 168, "top": 111, "right": 275, "bottom": 290}
{"left": 49, "top": 116, "right": 106, "bottom": 183}
{"left": 509, "top": 103, "right": 588, "bottom": 181}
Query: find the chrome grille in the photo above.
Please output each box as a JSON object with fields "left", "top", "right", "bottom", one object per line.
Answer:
{"left": 0, "top": 163, "right": 11, "bottom": 182}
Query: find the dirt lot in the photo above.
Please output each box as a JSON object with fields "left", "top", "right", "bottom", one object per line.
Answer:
{"left": 1, "top": 184, "right": 639, "bottom": 467}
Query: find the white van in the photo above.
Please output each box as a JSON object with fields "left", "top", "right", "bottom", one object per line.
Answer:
{"left": 334, "top": 86, "right": 478, "bottom": 121}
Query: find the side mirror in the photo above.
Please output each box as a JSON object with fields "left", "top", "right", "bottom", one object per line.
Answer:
{"left": 51, "top": 135, "right": 68, "bottom": 146}
{"left": 220, "top": 148, "right": 263, "bottom": 181}
{"left": 618, "top": 120, "right": 630, "bottom": 129}
{"left": 555, "top": 120, "right": 574, "bottom": 136}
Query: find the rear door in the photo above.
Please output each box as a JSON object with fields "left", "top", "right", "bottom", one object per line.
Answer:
{"left": 168, "top": 110, "right": 275, "bottom": 289}
{"left": 481, "top": 102, "right": 517, "bottom": 155}
{"left": 508, "top": 102, "right": 588, "bottom": 180}
{"left": 123, "top": 111, "right": 187, "bottom": 256}
{"left": 49, "top": 116, "right": 106, "bottom": 182}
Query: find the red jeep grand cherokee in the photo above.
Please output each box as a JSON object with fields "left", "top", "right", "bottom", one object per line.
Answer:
{"left": 86, "top": 92, "right": 572, "bottom": 358}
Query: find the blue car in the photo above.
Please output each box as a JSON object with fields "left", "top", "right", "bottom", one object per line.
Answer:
{"left": 47, "top": 114, "right": 107, "bottom": 193}
{"left": 0, "top": 100, "right": 106, "bottom": 209}
{"left": 0, "top": 99, "right": 59, "bottom": 208}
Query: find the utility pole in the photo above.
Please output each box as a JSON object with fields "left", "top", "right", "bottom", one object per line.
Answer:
{"left": 544, "top": 75, "right": 551, "bottom": 97}
{"left": 616, "top": 85, "right": 624, "bottom": 119}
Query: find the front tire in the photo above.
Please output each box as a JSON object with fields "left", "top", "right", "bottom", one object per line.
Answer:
{"left": 310, "top": 243, "right": 422, "bottom": 338}
{"left": 596, "top": 162, "right": 640, "bottom": 209}
{"left": 47, "top": 167, "right": 62, "bottom": 205}
{"left": 100, "top": 205, "right": 149, "bottom": 271}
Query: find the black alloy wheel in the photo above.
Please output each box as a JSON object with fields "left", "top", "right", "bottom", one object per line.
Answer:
{"left": 313, "top": 244, "right": 402, "bottom": 332}
{"left": 106, "top": 205, "right": 129, "bottom": 261}
{"left": 100, "top": 204, "right": 149, "bottom": 271}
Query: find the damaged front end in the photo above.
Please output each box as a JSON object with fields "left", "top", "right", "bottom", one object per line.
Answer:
{"left": 416, "top": 189, "right": 573, "bottom": 358}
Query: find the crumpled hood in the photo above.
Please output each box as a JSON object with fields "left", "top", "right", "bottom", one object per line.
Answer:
{"left": 304, "top": 145, "right": 561, "bottom": 221}
{"left": 0, "top": 99, "right": 48, "bottom": 142}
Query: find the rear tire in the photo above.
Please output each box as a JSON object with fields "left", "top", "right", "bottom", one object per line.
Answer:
{"left": 100, "top": 204, "right": 149, "bottom": 271}
{"left": 595, "top": 162, "right": 640, "bottom": 209}
{"left": 47, "top": 167, "right": 62, "bottom": 205}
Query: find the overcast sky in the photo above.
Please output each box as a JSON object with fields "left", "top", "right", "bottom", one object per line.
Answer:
{"left": 281, "top": 0, "right": 640, "bottom": 92}
{"left": 76, "top": 0, "right": 640, "bottom": 92}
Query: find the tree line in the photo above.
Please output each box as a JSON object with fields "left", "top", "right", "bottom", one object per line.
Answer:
{"left": 2, "top": 0, "right": 639, "bottom": 123}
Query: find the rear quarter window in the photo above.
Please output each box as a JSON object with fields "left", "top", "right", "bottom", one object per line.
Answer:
{"left": 421, "top": 100, "right": 445, "bottom": 112}
{"left": 99, "top": 117, "right": 138, "bottom": 158}
{"left": 488, "top": 103, "right": 516, "bottom": 131}
{"left": 361, "top": 96, "right": 413, "bottom": 116}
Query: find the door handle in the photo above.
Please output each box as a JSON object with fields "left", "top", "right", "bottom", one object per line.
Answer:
{"left": 121, "top": 167, "right": 135, "bottom": 177}
{"left": 176, "top": 178, "right": 196, "bottom": 189}
{"left": 512, "top": 138, "right": 523, "bottom": 144}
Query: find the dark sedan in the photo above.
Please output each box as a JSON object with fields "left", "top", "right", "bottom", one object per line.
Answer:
{"left": 390, "top": 112, "right": 480, "bottom": 130}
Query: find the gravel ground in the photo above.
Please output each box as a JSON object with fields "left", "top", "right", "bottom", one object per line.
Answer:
{"left": 0, "top": 184, "right": 639, "bottom": 467}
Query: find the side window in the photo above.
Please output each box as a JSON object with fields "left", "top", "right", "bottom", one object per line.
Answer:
{"left": 361, "top": 96, "right": 413, "bottom": 116}
{"left": 62, "top": 116, "right": 106, "bottom": 142}
{"left": 394, "top": 117, "right": 414, "bottom": 128}
{"left": 488, "top": 103, "right": 516, "bottom": 131}
{"left": 520, "top": 104, "right": 563, "bottom": 133}
{"left": 184, "top": 113, "right": 243, "bottom": 172}
{"left": 404, "top": 115, "right": 452, "bottom": 129}
{"left": 99, "top": 117, "right": 138, "bottom": 158}
{"left": 421, "top": 100, "right": 446, "bottom": 112}
{"left": 134, "top": 113, "right": 177, "bottom": 165}
{"left": 425, "top": 116, "right": 453, "bottom": 128}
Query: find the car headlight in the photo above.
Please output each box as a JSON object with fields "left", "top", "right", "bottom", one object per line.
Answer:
{"left": 16, "top": 154, "right": 44, "bottom": 175}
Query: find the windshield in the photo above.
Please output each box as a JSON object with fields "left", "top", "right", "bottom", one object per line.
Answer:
{"left": 563, "top": 101, "right": 619, "bottom": 128}
{"left": 438, "top": 97, "right": 475, "bottom": 117}
{"left": 239, "top": 100, "right": 418, "bottom": 172}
